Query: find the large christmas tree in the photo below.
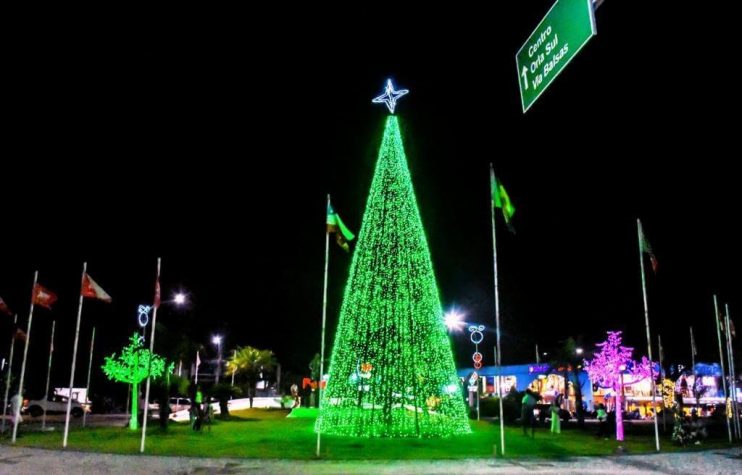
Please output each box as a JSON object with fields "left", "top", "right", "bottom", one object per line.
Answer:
{"left": 316, "top": 111, "right": 470, "bottom": 437}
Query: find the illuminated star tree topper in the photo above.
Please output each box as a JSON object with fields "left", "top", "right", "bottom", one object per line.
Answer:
{"left": 372, "top": 79, "right": 409, "bottom": 114}
{"left": 102, "top": 333, "right": 172, "bottom": 430}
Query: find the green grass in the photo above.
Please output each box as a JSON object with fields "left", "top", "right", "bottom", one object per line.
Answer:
{"left": 3, "top": 409, "right": 736, "bottom": 460}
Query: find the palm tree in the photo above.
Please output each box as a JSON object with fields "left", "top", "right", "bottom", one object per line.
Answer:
{"left": 227, "top": 346, "right": 276, "bottom": 407}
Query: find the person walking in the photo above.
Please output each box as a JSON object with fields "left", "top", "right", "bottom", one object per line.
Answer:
{"left": 550, "top": 395, "right": 562, "bottom": 434}
{"left": 521, "top": 389, "right": 538, "bottom": 437}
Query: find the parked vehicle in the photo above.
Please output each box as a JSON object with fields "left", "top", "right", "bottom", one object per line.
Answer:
{"left": 24, "top": 394, "right": 87, "bottom": 418}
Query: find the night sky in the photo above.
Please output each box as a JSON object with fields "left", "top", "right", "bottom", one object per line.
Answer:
{"left": 2, "top": 2, "right": 739, "bottom": 400}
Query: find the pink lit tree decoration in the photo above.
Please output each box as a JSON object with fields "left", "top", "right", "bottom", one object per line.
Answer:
{"left": 583, "top": 331, "right": 653, "bottom": 441}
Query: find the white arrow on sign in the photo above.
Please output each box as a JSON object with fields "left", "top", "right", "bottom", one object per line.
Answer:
{"left": 521, "top": 66, "right": 529, "bottom": 90}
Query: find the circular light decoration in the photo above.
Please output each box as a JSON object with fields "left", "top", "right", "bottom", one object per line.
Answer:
{"left": 138, "top": 305, "right": 152, "bottom": 328}
{"left": 472, "top": 352, "right": 483, "bottom": 364}
{"left": 474, "top": 361, "right": 482, "bottom": 370}
{"left": 469, "top": 325, "right": 484, "bottom": 345}
{"left": 372, "top": 79, "right": 409, "bottom": 114}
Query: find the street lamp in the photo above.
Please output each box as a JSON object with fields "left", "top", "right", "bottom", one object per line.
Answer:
{"left": 213, "top": 336, "right": 223, "bottom": 384}
{"left": 174, "top": 292, "right": 187, "bottom": 305}
{"left": 576, "top": 348, "right": 583, "bottom": 356}
{"left": 444, "top": 308, "right": 466, "bottom": 332}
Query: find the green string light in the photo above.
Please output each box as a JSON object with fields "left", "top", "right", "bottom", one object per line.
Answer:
{"left": 317, "top": 116, "right": 470, "bottom": 438}
{"left": 102, "top": 333, "right": 171, "bottom": 430}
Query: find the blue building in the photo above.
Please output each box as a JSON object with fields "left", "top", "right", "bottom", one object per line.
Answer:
{"left": 458, "top": 363, "right": 594, "bottom": 411}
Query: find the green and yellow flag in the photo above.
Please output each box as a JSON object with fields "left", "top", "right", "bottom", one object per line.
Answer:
{"left": 327, "top": 202, "right": 355, "bottom": 252}
{"left": 490, "top": 166, "right": 515, "bottom": 233}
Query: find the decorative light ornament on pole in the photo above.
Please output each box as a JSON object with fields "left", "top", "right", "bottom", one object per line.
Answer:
{"left": 469, "top": 325, "right": 485, "bottom": 421}
{"left": 138, "top": 305, "right": 151, "bottom": 328}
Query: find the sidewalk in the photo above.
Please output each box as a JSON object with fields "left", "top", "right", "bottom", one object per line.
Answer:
{"left": 1, "top": 445, "right": 740, "bottom": 474}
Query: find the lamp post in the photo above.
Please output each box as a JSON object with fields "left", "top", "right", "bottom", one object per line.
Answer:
{"left": 469, "top": 324, "right": 485, "bottom": 421}
{"left": 213, "top": 336, "right": 223, "bottom": 384}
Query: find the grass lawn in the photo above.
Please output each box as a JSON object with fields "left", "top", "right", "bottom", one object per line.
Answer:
{"left": 4, "top": 409, "right": 736, "bottom": 460}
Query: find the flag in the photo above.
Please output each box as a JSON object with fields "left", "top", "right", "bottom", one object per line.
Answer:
{"left": 32, "top": 283, "right": 57, "bottom": 310}
{"left": 327, "top": 202, "right": 355, "bottom": 252}
{"left": 14, "top": 327, "right": 27, "bottom": 341}
{"left": 81, "top": 273, "right": 112, "bottom": 303}
{"left": 730, "top": 319, "right": 737, "bottom": 339}
{"left": 0, "top": 297, "right": 12, "bottom": 316}
{"left": 490, "top": 167, "right": 515, "bottom": 234}
{"left": 196, "top": 351, "right": 201, "bottom": 369}
{"left": 154, "top": 279, "right": 161, "bottom": 309}
{"left": 638, "top": 219, "right": 658, "bottom": 273}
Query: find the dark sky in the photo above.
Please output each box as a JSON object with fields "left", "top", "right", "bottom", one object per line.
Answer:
{"left": 2, "top": 2, "right": 739, "bottom": 398}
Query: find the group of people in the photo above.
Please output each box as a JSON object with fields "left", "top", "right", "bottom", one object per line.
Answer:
{"left": 519, "top": 389, "right": 574, "bottom": 436}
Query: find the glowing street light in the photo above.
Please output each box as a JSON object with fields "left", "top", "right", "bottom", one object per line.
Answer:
{"left": 576, "top": 347, "right": 584, "bottom": 355}
{"left": 213, "top": 335, "right": 223, "bottom": 384}
{"left": 444, "top": 309, "right": 466, "bottom": 332}
{"left": 173, "top": 293, "right": 187, "bottom": 305}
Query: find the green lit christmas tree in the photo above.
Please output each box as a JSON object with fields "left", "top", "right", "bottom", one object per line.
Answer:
{"left": 317, "top": 85, "right": 470, "bottom": 437}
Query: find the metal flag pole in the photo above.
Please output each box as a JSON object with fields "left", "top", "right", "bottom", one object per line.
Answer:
{"left": 83, "top": 327, "right": 96, "bottom": 428}
{"left": 1, "top": 314, "right": 19, "bottom": 434}
{"left": 724, "top": 304, "right": 739, "bottom": 438}
{"left": 490, "top": 164, "right": 505, "bottom": 456}
{"left": 317, "top": 194, "right": 331, "bottom": 458}
{"left": 140, "top": 257, "right": 161, "bottom": 453}
{"left": 12, "top": 271, "right": 39, "bottom": 444}
{"left": 41, "top": 320, "right": 56, "bottom": 430}
{"left": 637, "top": 220, "right": 660, "bottom": 451}
{"left": 713, "top": 295, "right": 732, "bottom": 443}
{"left": 63, "top": 262, "right": 88, "bottom": 447}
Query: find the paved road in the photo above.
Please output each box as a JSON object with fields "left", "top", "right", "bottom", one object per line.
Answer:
{"left": 0, "top": 445, "right": 740, "bottom": 474}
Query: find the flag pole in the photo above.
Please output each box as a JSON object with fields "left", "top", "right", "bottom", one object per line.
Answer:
{"left": 1, "top": 314, "right": 19, "bottom": 434}
{"left": 637, "top": 219, "right": 660, "bottom": 451}
{"left": 724, "top": 304, "right": 740, "bottom": 438}
{"left": 713, "top": 294, "right": 732, "bottom": 442}
{"left": 316, "top": 193, "right": 331, "bottom": 458}
{"left": 41, "top": 320, "right": 56, "bottom": 430}
{"left": 535, "top": 344, "right": 540, "bottom": 364}
{"left": 140, "top": 257, "right": 161, "bottom": 453}
{"left": 658, "top": 334, "right": 666, "bottom": 432}
{"left": 690, "top": 326, "right": 696, "bottom": 370}
{"left": 12, "top": 270, "right": 39, "bottom": 444}
{"left": 63, "top": 262, "right": 87, "bottom": 448}
{"left": 83, "top": 327, "right": 95, "bottom": 428}
{"left": 231, "top": 350, "right": 237, "bottom": 387}
{"left": 195, "top": 352, "right": 199, "bottom": 384}
{"left": 489, "top": 164, "right": 505, "bottom": 457}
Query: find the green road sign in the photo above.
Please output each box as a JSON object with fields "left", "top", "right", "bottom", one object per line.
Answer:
{"left": 516, "top": 0, "right": 597, "bottom": 112}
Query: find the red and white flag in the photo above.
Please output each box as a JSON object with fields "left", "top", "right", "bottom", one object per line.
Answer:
{"left": 154, "top": 279, "right": 161, "bottom": 309}
{"left": 81, "top": 273, "right": 112, "bottom": 303}
{"left": 0, "top": 296, "right": 12, "bottom": 316}
{"left": 32, "top": 283, "right": 57, "bottom": 310}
